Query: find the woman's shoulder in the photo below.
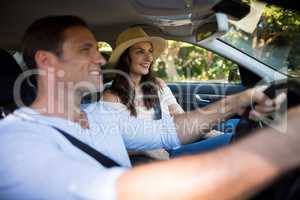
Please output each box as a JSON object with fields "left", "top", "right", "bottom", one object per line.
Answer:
{"left": 101, "top": 90, "right": 120, "bottom": 103}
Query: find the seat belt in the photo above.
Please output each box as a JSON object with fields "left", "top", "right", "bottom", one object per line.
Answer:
{"left": 153, "top": 97, "right": 162, "bottom": 120}
{"left": 52, "top": 127, "right": 121, "bottom": 168}
{"left": 53, "top": 98, "right": 160, "bottom": 167}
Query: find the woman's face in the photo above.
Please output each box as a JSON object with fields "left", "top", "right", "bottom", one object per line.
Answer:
{"left": 128, "top": 41, "right": 153, "bottom": 76}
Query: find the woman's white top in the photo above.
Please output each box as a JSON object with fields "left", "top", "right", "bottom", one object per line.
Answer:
{"left": 101, "top": 85, "right": 184, "bottom": 160}
{"left": 102, "top": 85, "right": 184, "bottom": 120}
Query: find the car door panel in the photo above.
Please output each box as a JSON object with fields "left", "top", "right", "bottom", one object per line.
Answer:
{"left": 168, "top": 82, "right": 246, "bottom": 111}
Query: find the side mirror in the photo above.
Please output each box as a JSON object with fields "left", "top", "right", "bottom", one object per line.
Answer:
{"left": 196, "top": 13, "right": 229, "bottom": 42}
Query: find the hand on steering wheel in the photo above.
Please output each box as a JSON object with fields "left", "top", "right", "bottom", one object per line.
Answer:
{"left": 248, "top": 86, "right": 286, "bottom": 122}
{"left": 232, "top": 79, "right": 300, "bottom": 142}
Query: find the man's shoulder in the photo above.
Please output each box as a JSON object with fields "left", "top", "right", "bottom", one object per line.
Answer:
{"left": 83, "top": 102, "right": 130, "bottom": 129}
{"left": 0, "top": 113, "right": 69, "bottom": 159}
{"left": 0, "top": 114, "right": 30, "bottom": 130}
{"left": 84, "top": 102, "right": 115, "bottom": 112}
{"left": 84, "top": 101, "right": 127, "bottom": 117}
{"left": 0, "top": 114, "right": 54, "bottom": 139}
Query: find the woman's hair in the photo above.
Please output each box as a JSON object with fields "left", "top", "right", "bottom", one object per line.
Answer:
{"left": 110, "top": 48, "right": 161, "bottom": 116}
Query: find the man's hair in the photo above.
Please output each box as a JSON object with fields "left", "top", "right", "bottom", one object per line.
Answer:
{"left": 21, "top": 15, "right": 88, "bottom": 70}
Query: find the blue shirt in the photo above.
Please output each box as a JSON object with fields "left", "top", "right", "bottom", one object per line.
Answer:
{"left": 0, "top": 102, "right": 180, "bottom": 200}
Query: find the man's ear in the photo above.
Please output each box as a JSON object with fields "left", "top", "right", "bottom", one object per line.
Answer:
{"left": 34, "top": 50, "right": 57, "bottom": 70}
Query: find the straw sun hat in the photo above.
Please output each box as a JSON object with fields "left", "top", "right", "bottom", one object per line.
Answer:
{"left": 108, "top": 26, "right": 167, "bottom": 66}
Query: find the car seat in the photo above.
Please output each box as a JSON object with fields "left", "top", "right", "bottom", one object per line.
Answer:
{"left": 0, "top": 49, "right": 36, "bottom": 118}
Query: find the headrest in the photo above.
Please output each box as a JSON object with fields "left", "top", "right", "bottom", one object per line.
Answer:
{"left": 0, "top": 49, "right": 36, "bottom": 115}
{"left": 0, "top": 49, "right": 24, "bottom": 106}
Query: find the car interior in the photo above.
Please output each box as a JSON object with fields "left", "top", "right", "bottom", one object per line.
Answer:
{"left": 0, "top": 0, "right": 294, "bottom": 110}
{"left": 0, "top": 0, "right": 299, "bottom": 142}
{"left": 0, "top": 0, "right": 300, "bottom": 198}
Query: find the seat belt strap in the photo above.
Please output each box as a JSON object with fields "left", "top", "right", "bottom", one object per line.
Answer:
{"left": 153, "top": 97, "right": 162, "bottom": 120}
{"left": 52, "top": 127, "right": 121, "bottom": 168}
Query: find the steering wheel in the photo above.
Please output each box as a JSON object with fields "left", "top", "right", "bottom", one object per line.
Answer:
{"left": 231, "top": 78, "right": 300, "bottom": 142}
{"left": 231, "top": 78, "right": 300, "bottom": 200}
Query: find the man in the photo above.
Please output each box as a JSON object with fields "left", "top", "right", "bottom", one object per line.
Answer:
{"left": 0, "top": 15, "right": 298, "bottom": 200}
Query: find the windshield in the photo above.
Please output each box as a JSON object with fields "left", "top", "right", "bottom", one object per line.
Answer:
{"left": 220, "top": 3, "right": 300, "bottom": 78}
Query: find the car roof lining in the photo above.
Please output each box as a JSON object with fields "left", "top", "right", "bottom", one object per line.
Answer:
{"left": 0, "top": 0, "right": 251, "bottom": 49}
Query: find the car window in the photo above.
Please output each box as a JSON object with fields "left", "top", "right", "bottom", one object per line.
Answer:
{"left": 98, "top": 41, "right": 112, "bottom": 60}
{"left": 153, "top": 40, "right": 241, "bottom": 83}
{"left": 220, "top": 4, "right": 300, "bottom": 78}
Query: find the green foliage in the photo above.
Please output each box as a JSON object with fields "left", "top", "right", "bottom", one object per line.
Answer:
{"left": 153, "top": 3, "right": 300, "bottom": 81}
{"left": 153, "top": 41, "right": 240, "bottom": 82}
{"left": 97, "top": 41, "right": 112, "bottom": 52}
{"left": 263, "top": 6, "right": 300, "bottom": 37}
{"left": 153, "top": 60, "right": 167, "bottom": 78}
{"left": 222, "top": 4, "right": 300, "bottom": 78}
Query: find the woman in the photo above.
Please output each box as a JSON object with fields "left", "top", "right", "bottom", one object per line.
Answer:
{"left": 102, "top": 26, "right": 184, "bottom": 161}
{"left": 102, "top": 27, "right": 225, "bottom": 162}
{"left": 102, "top": 26, "right": 183, "bottom": 119}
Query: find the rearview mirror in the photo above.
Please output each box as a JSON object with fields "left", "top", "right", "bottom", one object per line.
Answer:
{"left": 196, "top": 13, "right": 229, "bottom": 42}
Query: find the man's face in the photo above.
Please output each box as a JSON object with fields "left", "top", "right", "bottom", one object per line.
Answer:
{"left": 54, "top": 26, "right": 106, "bottom": 93}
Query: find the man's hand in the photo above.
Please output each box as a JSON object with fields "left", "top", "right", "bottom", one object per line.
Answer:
{"left": 247, "top": 86, "right": 287, "bottom": 121}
